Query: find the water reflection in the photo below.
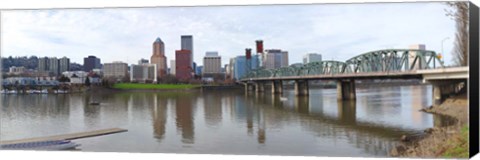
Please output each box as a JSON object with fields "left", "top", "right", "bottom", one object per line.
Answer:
{"left": 175, "top": 94, "right": 195, "bottom": 144}
{"left": 152, "top": 94, "right": 167, "bottom": 140}
{"left": 1, "top": 86, "right": 437, "bottom": 156}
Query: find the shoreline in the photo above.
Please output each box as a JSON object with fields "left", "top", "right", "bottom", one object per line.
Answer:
{"left": 390, "top": 94, "right": 469, "bottom": 158}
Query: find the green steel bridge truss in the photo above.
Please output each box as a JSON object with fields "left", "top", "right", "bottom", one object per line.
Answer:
{"left": 244, "top": 49, "right": 444, "bottom": 79}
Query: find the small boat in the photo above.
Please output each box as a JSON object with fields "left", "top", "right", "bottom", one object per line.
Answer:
{"left": 0, "top": 140, "right": 80, "bottom": 150}
{"left": 280, "top": 97, "right": 288, "bottom": 101}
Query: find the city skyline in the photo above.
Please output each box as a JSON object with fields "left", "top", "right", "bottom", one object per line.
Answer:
{"left": 2, "top": 2, "right": 456, "bottom": 66}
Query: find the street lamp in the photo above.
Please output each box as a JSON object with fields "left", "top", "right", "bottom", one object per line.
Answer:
{"left": 441, "top": 37, "right": 450, "bottom": 64}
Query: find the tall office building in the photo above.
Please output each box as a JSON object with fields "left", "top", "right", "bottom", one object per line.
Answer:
{"left": 151, "top": 37, "right": 168, "bottom": 79}
{"left": 175, "top": 50, "right": 193, "bottom": 81}
{"left": 181, "top": 35, "right": 193, "bottom": 68}
{"left": 303, "top": 53, "right": 322, "bottom": 64}
{"left": 409, "top": 44, "right": 426, "bottom": 70}
{"left": 59, "top": 57, "right": 70, "bottom": 74}
{"left": 264, "top": 49, "right": 288, "bottom": 69}
{"left": 103, "top": 61, "right": 129, "bottom": 80}
{"left": 84, "top": 55, "right": 101, "bottom": 72}
{"left": 232, "top": 55, "right": 260, "bottom": 80}
{"left": 138, "top": 58, "right": 149, "bottom": 65}
{"left": 48, "top": 57, "right": 59, "bottom": 76}
{"left": 170, "top": 60, "right": 176, "bottom": 75}
{"left": 203, "top": 51, "right": 221, "bottom": 74}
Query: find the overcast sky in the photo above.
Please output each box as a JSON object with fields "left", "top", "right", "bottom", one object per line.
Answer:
{"left": 1, "top": 2, "right": 456, "bottom": 66}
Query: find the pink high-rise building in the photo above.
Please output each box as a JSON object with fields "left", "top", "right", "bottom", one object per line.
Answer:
{"left": 175, "top": 50, "right": 193, "bottom": 81}
{"left": 151, "top": 37, "right": 168, "bottom": 79}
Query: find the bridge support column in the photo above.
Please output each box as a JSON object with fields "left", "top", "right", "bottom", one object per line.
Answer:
{"left": 336, "top": 79, "right": 356, "bottom": 100}
{"left": 430, "top": 80, "right": 466, "bottom": 106}
{"left": 294, "top": 80, "right": 309, "bottom": 96}
{"left": 245, "top": 83, "right": 256, "bottom": 93}
{"left": 271, "top": 80, "right": 283, "bottom": 94}
{"left": 255, "top": 82, "right": 265, "bottom": 93}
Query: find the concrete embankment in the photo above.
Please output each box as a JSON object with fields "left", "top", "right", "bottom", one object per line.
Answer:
{"left": 390, "top": 94, "right": 469, "bottom": 158}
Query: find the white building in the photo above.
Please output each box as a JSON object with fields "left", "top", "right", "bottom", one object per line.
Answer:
{"left": 264, "top": 49, "right": 288, "bottom": 69}
{"left": 8, "top": 66, "right": 26, "bottom": 75}
{"left": 409, "top": 44, "right": 426, "bottom": 70}
{"left": 130, "top": 63, "right": 157, "bottom": 83}
{"left": 203, "top": 51, "right": 222, "bottom": 74}
{"left": 170, "top": 60, "right": 176, "bottom": 75}
{"left": 303, "top": 53, "right": 322, "bottom": 64}
{"left": 103, "top": 61, "right": 128, "bottom": 79}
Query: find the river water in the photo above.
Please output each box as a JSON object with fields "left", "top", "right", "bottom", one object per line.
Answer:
{"left": 1, "top": 85, "right": 440, "bottom": 157}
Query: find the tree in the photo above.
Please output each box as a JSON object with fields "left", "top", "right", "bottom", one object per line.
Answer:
{"left": 85, "top": 77, "right": 91, "bottom": 86}
{"left": 445, "top": 2, "right": 469, "bottom": 66}
{"left": 58, "top": 75, "right": 70, "bottom": 83}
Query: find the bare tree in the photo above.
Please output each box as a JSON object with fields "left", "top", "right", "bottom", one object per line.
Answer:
{"left": 445, "top": 2, "right": 469, "bottom": 66}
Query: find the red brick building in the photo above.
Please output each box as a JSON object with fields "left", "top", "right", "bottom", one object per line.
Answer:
{"left": 175, "top": 50, "right": 192, "bottom": 81}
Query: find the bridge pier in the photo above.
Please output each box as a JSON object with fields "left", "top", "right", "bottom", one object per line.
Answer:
{"left": 255, "top": 82, "right": 265, "bottom": 93}
{"left": 294, "top": 80, "right": 309, "bottom": 96}
{"left": 245, "top": 83, "right": 256, "bottom": 93}
{"left": 336, "top": 79, "right": 356, "bottom": 101}
{"left": 430, "top": 80, "right": 466, "bottom": 106}
{"left": 271, "top": 80, "right": 283, "bottom": 94}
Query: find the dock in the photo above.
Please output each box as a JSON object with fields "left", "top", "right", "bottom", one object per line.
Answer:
{"left": 0, "top": 128, "right": 127, "bottom": 145}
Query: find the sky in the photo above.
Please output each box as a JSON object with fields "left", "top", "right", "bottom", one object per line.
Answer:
{"left": 1, "top": 2, "right": 457, "bottom": 67}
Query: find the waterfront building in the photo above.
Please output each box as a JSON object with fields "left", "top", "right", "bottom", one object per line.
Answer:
{"left": 170, "top": 60, "right": 176, "bottom": 75}
{"left": 181, "top": 35, "right": 194, "bottom": 68}
{"left": 232, "top": 55, "right": 260, "bottom": 80}
{"left": 175, "top": 50, "right": 193, "bottom": 81}
{"left": 83, "top": 55, "right": 101, "bottom": 72}
{"left": 264, "top": 49, "right": 289, "bottom": 69}
{"left": 8, "top": 66, "right": 26, "bottom": 75}
{"left": 59, "top": 57, "right": 70, "bottom": 73}
{"left": 409, "top": 44, "right": 426, "bottom": 70}
{"left": 130, "top": 63, "right": 157, "bottom": 83}
{"left": 303, "top": 53, "right": 322, "bottom": 64}
{"left": 151, "top": 37, "right": 168, "bottom": 78}
{"left": 103, "top": 61, "right": 129, "bottom": 80}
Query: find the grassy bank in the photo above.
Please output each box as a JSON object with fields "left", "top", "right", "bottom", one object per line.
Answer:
{"left": 112, "top": 83, "right": 200, "bottom": 90}
{"left": 439, "top": 125, "right": 469, "bottom": 158}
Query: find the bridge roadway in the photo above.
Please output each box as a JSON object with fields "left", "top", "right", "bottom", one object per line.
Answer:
{"left": 240, "top": 67, "right": 469, "bottom": 106}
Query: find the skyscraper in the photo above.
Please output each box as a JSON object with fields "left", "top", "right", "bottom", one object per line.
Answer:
{"left": 84, "top": 55, "right": 101, "bottom": 72}
{"left": 303, "top": 53, "right": 322, "bottom": 64}
{"left": 151, "top": 37, "right": 168, "bottom": 79}
{"left": 264, "top": 49, "right": 289, "bottom": 69}
{"left": 175, "top": 50, "right": 192, "bottom": 81}
{"left": 59, "top": 57, "right": 70, "bottom": 74}
{"left": 138, "top": 58, "right": 149, "bottom": 65}
{"left": 181, "top": 35, "right": 193, "bottom": 68}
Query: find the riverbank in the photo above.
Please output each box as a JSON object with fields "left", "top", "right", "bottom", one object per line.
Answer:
{"left": 390, "top": 94, "right": 469, "bottom": 158}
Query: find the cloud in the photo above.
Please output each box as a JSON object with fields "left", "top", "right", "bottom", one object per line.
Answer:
{"left": 1, "top": 2, "right": 456, "bottom": 66}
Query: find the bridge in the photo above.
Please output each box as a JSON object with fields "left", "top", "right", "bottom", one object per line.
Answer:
{"left": 239, "top": 49, "right": 469, "bottom": 106}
